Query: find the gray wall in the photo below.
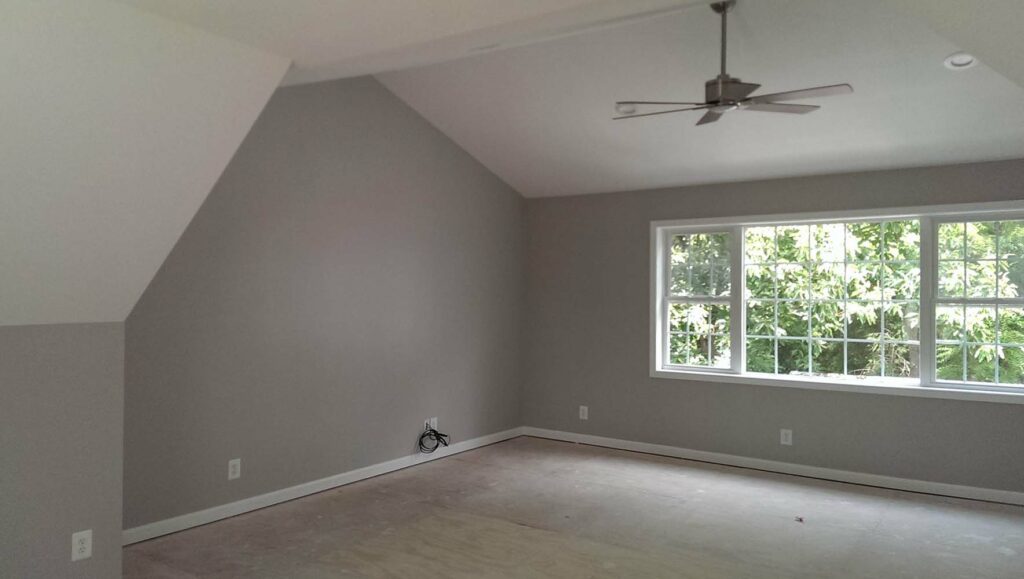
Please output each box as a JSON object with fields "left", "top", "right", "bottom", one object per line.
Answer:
{"left": 0, "top": 323, "right": 124, "bottom": 579}
{"left": 523, "top": 159, "right": 1024, "bottom": 492}
{"left": 124, "top": 76, "right": 524, "bottom": 528}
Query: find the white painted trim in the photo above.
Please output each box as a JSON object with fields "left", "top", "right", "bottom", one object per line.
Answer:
{"left": 122, "top": 427, "right": 525, "bottom": 545}
{"left": 124, "top": 425, "right": 1024, "bottom": 546}
{"left": 649, "top": 368, "right": 1024, "bottom": 404}
{"left": 522, "top": 427, "right": 1024, "bottom": 507}
{"left": 650, "top": 200, "right": 1024, "bottom": 230}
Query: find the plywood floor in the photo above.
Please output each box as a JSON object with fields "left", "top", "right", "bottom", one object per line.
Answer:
{"left": 124, "top": 436, "right": 1024, "bottom": 578}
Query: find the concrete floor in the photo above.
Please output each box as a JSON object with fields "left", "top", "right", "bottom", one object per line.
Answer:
{"left": 125, "top": 436, "right": 1024, "bottom": 578}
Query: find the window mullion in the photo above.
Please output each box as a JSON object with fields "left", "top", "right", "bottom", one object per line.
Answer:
{"left": 667, "top": 295, "right": 733, "bottom": 305}
{"left": 731, "top": 225, "right": 744, "bottom": 374}
{"left": 995, "top": 225, "right": 1002, "bottom": 385}
{"left": 662, "top": 228, "right": 672, "bottom": 370}
{"left": 919, "top": 216, "right": 937, "bottom": 385}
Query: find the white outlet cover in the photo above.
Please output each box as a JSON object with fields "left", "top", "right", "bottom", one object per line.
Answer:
{"left": 228, "top": 458, "right": 241, "bottom": 480}
{"left": 71, "top": 529, "right": 92, "bottom": 562}
{"left": 780, "top": 429, "right": 793, "bottom": 446}
{"left": 579, "top": 405, "right": 589, "bottom": 420}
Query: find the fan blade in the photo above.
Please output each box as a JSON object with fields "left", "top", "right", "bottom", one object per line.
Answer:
{"left": 745, "top": 103, "right": 819, "bottom": 114}
{"left": 746, "top": 83, "right": 853, "bottom": 104}
{"left": 613, "top": 105, "right": 710, "bottom": 120}
{"left": 616, "top": 101, "right": 707, "bottom": 106}
{"left": 696, "top": 110, "right": 722, "bottom": 125}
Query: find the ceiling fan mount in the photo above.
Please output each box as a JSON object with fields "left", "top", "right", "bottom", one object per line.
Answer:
{"left": 614, "top": 0, "right": 852, "bottom": 126}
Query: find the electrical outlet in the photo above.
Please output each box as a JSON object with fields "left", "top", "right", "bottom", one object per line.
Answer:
{"left": 780, "top": 429, "right": 793, "bottom": 446}
{"left": 228, "top": 458, "right": 241, "bottom": 480}
{"left": 424, "top": 417, "right": 437, "bottom": 430}
{"left": 71, "top": 529, "right": 92, "bottom": 562}
{"left": 579, "top": 405, "right": 589, "bottom": 420}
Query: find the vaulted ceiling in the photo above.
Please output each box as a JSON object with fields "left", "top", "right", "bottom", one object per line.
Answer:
{"left": 379, "top": 0, "right": 1024, "bottom": 197}
{"left": 6, "top": 0, "right": 1024, "bottom": 324}
{"left": 117, "top": 0, "right": 704, "bottom": 84}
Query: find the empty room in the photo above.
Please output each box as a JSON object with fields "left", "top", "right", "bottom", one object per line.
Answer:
{"left": 5, "top": 0, "right": 1024, "bottom": 577}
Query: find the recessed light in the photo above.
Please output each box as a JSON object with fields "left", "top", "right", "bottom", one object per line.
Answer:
{"left": 944, "top": 51, "right": 977, "bottom": 70}
{"left": 614, "top": 102, "right": 638, "bottom": 115}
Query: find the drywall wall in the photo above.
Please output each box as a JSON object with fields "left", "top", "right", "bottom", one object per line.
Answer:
{"left": 124, "top": 76, "right": 524, "bottom": 528}
{"left": 523, "top": 159, "right": 1024, "bottom": 492}
{"left": 0, "top": 0, "right": 288, "bottom": 326}
{"left": 0, "top": 323, "right": 124, "bottom": 579}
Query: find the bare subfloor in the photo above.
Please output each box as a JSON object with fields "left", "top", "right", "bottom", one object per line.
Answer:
{"left": 125, "top": 436, "right": 1024, "bottom": 578}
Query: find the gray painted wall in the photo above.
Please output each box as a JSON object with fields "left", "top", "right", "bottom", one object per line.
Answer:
{"left": 523, "top": 159, "right": 1024, "bottom": 492}
{"left": 0, "top": 323, "right": 124, "bottom": 579}
{"left": 124, "top": 76, "right": 524, "bottom": 528}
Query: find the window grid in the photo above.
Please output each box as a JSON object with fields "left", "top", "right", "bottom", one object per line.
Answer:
{"left": 664, "top": 231, "right": 732, "bottom": 370}
{"left": 743, "top": 222, "right": 920, "bottom": 379}
{"left": 654, "top": 204, "right": 1024, "bottom": 397}
{"left": 880, "top": 223, "right": 887, "bottom": 377}
{"left": 934, "top": 220, "right": 1024, "bottom": 387}
{"left": 667, "top": 302, "right": 730, "bottom": 368}
{"left": 843, "top": 226, "right": 849, "bottom": 376}
{"left": 667, "top": 330, "right": 731, "bottom": 366}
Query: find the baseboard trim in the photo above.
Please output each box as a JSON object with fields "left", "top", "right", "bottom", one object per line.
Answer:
{"left": 124, "top": 424, "right": 1023, "bottom": 545}
{"left": 521, "top": 427, "right": 1024, "bottom": 507}
{"left": 122, "top": 426, "right": 525, "bottom": 545}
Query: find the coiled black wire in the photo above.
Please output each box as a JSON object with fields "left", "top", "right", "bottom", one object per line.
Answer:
{"left": 418, "top": 427, "right": 450, "bottom": 453}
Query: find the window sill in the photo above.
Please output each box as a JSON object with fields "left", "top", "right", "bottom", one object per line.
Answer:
{"left": 650, "top": 368, "right": 1024, "bottom": 405}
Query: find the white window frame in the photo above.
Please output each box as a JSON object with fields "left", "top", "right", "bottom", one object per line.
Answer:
{"left": 650, "top": 201, "right": 1024, "bottom": 405}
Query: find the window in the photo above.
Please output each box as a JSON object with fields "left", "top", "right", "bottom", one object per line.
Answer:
{"left": 743, "top": 221, "right": 920, "bottom": 380}
{"left": 665, "top": 232, "right": 733, "bottom": 369}
{"left": 651, "top": 203, "right": 1024, "bottom": 401}
{"left": 935, "top": 220, "right": 1024, "bottom": 385}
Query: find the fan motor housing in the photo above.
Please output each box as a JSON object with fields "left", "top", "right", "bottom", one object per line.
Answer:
{"left": 705, "top": 76, "right": 757, "bottom": 104}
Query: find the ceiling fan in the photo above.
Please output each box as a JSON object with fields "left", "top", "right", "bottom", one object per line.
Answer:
{"left": 613, "top": 0, "right": 852, "bottom": 125}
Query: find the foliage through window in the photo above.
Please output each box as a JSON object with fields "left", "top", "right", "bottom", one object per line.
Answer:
{"left": 936, "top": 220, "right": 1024, "bottom": 385}
{"left": 744, "top": 221, "right": 920, "bottom": 379}
{"left": 653, "top": 207, "right": 1024, "bottom": 394}
{"left": 667, "top": 232, "right": 731, "bottom": 368}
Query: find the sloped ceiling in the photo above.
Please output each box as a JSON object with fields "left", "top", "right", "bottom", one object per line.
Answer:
{"left": 1, "top": 0, "right": 289, "bottom": 326}
{"left": 116, "top": 0, "right": 703, "bottom": 84}
{"left": 379, "top": 0, "right": 1024, "bottom": 197}
{"left": 6, "top": 0, "right": 1021, "bottom": 322}
{"left": 891, "top": 0, "right": 1024, "bottom": 90}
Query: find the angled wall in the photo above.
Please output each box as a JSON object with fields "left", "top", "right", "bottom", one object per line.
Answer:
{"left": 0, "top": 0, "right": 289, "bottom": 326}
{"left": 124, "top": 76, "right": 525, "bottom": 530}
{"left": 1, "top": 2, "right": 288, "bottom": 577}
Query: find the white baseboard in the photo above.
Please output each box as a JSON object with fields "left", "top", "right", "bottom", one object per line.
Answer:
{"left": 521, "top": 427, "right": 1024, "bottom": 507}
{"left": 122, "top": 427, "right": 525, "bottom": 545}
{"left": 125, "top": 424, "right": 1023, "bottom": 545}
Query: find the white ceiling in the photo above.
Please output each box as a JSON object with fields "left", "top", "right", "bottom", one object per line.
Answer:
{"left": 118, "top": 0, "right": 704, "bottom": 85}
{"left": 891, "top": 0, "right": 1024, "bottom": 92}
{"left": 1, "top": 0, "right": 288, "bottom": 325}
{"left": 379, "top": 0, "right": 1024, "bottom": 197}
